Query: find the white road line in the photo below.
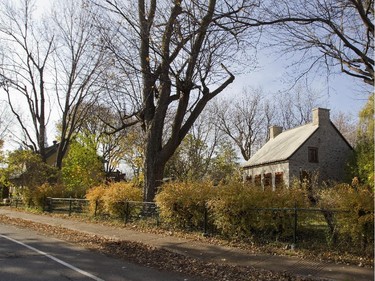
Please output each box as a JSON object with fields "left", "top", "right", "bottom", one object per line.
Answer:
{"left": 0, "top": 234, "right": 105, "bottom": 281}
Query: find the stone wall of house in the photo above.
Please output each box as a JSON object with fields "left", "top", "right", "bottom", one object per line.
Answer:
{"left": 289, "top": 122, "right": 352, "bottom": 183}
{"left": 243, "top": 108, "right": 352, "bottom": 187}
{"left": 243, "top": 161, "right": 290, "bottom": 189}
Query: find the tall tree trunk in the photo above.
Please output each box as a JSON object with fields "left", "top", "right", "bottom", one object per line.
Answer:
{"left": 143, "top": 149, "right": 165, "bottom": 202}
{"left": 322, "top": 210, "right": 338, "bottom": 245}
{"left": 55, "top": 140, "right": 68, "bottom": 169}
{"left": 104, "top": 0, "right": 236, "bottom": 202}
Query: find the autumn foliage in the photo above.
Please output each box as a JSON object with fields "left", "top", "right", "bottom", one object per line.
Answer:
{"left": 318, "top": 184, "right": 374, "bottom": 248}
{"left": 155, "top": 181, "right": 216, "bottom": 229}
{"left": 86, "top": 182, "right": 142, "bottom": 217}
{"left": 155, "top": 181, "right": 373, "bottom": 252}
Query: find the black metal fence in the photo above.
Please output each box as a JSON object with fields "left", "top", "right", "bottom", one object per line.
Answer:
{"left": 166, "top": 203, "right": 373, "bottom": 255}
{"left": 92, "top": 199, "right": 160, "bottom": 225}
{"left": 9, "top": 197, "right": 90, "bottom": 215}
{"left": 7, "top": 197, "right": 374, "bottom": 255}
{"left": 44, "top": 198, "right": 90, "bottom": 215}
{"left": 9, "top": 198, "right": 25, "bottom": 208}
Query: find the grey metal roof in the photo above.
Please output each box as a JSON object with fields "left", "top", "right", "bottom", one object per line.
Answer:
{"left": 243, "top": 123, "right": 319, "bottom": 167}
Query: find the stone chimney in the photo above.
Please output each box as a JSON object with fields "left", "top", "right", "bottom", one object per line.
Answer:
{"left": 312, "top": 108, "right": 330, "bottom": 126}
{"left": 269, "top": 126, "right": 283, "bottom": 139}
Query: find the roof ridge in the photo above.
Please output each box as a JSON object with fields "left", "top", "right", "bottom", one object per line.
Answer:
{"left": 243, "top": 123, "right": 318, "bottom": 167}
{"left": 276, "top": 122, "right": 313, "bottom": 134}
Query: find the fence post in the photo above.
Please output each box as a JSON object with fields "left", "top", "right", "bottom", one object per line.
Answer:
{"left": 124, "top": 201, "right": 130, "bottom": 224}
{"left": 42, "top": 196, "right": 46, "bottom": 212}
{"left": 94, "top": 200, "right": 98, "bottom": 217}
{"left": 293, "top": 202, "right": 298, "bottom": 247}
{"left": 69, "top": 198, "right": 72, "bottom": 216}
{"left": 156, "top": 205, "right": 160, "bottom": 227}
{"left": 203, "top": 204, "right": 208, "bottom": 237}
{"left": 48, "top": 197, "right": 52, "bottom": 212}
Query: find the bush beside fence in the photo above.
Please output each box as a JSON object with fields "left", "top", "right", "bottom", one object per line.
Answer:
{"left": 6, "top": 181, "right": 374, "bottom": 258}
{"left": 8, "top": 196, "right": 373, "bottom": 256}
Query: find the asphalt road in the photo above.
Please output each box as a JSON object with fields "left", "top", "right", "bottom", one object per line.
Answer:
{"left": 0, "top": 223, "right": 201, "bottom": 281}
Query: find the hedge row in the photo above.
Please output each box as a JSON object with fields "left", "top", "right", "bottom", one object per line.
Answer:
{"left": 155, "top": 181, "right": 374, "bottom": 250}
{"left": 19, "top": 179, "right": 374, "bottom": 252}
{"left": 155, "top": 181, "right": 308, "bottom": 238}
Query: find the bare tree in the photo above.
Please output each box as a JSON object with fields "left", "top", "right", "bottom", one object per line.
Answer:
{"left": 331, "top": 111, "right": 357, "bottom": 146}
{"left": 0, "top": 100, "right": 14, "bottom": 141}
{"left": 165, "top": 107, "right": 223, "bottom": 181}
{"left": 273, "top": 85, "right": 325, "bottom": 130}
{"left": 50, "top": 0, "right": 109, "bottom": 168}
{"left": 100, "top": 0, "right": 258, "bottom": 201}
{"left": 0, "top": 0, "right": 109, "bottom": 166}
{"left": 77, "top": 103, "right": 130, "bottom": 174}
{"left": 250, "top": 0, "right": 374, "bottom": 86}
{"left": 120, "top": 125, "right": 146, "bottom": 182}
{"left": 0, "top": 0, "right": 54, "bottom": 160}
{"left": 213, "top": 88, "right": 272, "bottom": 161}
{"left": 213, "top": 85, "right": 326, "bottom": 162}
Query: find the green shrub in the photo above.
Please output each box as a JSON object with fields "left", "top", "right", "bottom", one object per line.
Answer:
{"left": 208, "top": 182, "right": 307, "bottom": 239}
{"left": 85, "top": 184, "right": 107, "bottom": 215}
{"left": 4, "top": 150, "right": 61, "bottom": 207}
{"left": 156, "top": 181, "right": 308, "bottom": 238}
{"left": 62, "top": 139, "right": 104, "bottom": 197}
{"left": 102, "top": 182, "right": 143, "bottom": 218}
{"left": 36, "top": 183, "right": 66, "bottom": 207}
{"left": 155, "top": 181, "right": 216, "bottom": 229}
{"left": 318, "top": 184, "right": 374, "bottom": 251}
{"left": 207, "top": 182, "right": 253, "bottom": 238}
{"left": 16, "top": 183, "right": 66, "bottom": 210}
{"left": 86, "top": 182, "right": 143, "bottom": 218}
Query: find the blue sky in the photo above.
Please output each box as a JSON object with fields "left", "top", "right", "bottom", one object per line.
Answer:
{"left": 224, "top": 49, "right": 370, "bottom": 119}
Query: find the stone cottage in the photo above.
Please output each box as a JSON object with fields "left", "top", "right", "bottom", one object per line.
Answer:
{"left": 242, "top": 108, "right": 353, "bottom": 189}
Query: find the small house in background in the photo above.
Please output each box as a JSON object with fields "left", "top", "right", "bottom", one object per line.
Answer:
{"left": 106, "top": 170, "right": 126, "bottom": 183}
{"left": 242, "top": 108, "right": 353, "bottom": 189}
{"left": 45, "top": 140, "right": 60, "bottom": 167}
